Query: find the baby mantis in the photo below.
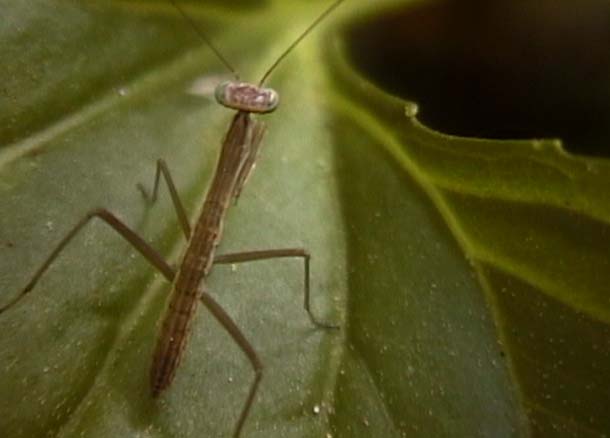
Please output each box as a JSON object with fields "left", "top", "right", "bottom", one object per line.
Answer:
{"left": 0, "top": 0, "right": 344, "bottom": 436}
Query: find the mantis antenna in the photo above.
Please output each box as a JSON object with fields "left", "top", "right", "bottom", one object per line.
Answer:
{"left": 168, "top": 0, "right": 240, "bottom": 80}
{"left": 167, "top": 0, "right": 346, "bottom": 86}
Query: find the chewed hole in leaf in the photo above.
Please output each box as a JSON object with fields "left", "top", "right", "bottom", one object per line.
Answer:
{"left": 346, "top": 0, "right": 610, "bottom": 157}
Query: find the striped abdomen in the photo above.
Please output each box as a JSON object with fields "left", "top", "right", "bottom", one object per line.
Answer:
{"left": 150, "top": 112, "right": 257, "bottom": 396}
{"left": 150, "top": 279, "right": 201, "bottom": 396}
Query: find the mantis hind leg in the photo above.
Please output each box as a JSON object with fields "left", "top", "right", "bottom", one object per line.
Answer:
{"left": 198, "top": 288, "right": 262, "bottom": 438}
{"left": 0, "top": 208, "right": 174, "bottom": 313}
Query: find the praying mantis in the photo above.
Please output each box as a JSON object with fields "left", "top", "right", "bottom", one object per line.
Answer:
{"left": 1, "top": 1, "right": 345, "bottom": 436}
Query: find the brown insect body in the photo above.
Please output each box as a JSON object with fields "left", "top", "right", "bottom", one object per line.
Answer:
{"left": 151, "top": 111, "right": 264, "bottom": 395}
{"left": 0, "top": 2, "right": 345, "bottom": 435}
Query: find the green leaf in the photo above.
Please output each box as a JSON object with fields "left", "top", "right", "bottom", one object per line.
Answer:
{"left": 1, "top": 1, "right": 609, "bottom": 438}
